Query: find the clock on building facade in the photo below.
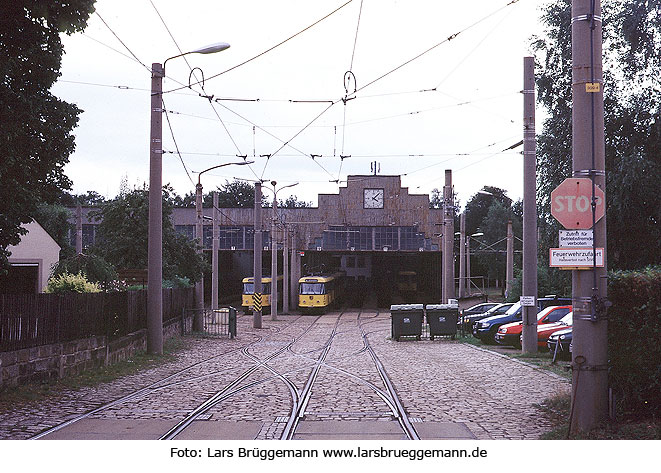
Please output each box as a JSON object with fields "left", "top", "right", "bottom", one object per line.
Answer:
{"left": 363, "top": 188, "right": 384, "bottom": 209}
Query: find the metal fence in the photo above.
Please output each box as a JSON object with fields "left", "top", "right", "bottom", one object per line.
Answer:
{"left": 185, "top": 307, "right": 237, "bottom": 338}
{"left": 0, "top": 287, "right": 195, "bottom": 352}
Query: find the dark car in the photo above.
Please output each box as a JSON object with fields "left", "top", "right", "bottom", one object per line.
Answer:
{"left": 461, "top": 302, "right": 499, "bottom": 318}
{"left": 459, "top": 302, "right": 514, "bottom": 332}
{"left": 473, "top": 302, "right": 522, "bottom": 343}
{"left": 547, "top": 327, "right": 572, "bottom": 360}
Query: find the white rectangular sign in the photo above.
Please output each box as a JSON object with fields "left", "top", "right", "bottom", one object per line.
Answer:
{"left": 550, "top": 247, "right": 604, "bottom": 268}
{"left": 520, "top": 296, "right": 536, "bottom": 307}
{"left": 559, "top": 229, "right": 593, "bottom": 248}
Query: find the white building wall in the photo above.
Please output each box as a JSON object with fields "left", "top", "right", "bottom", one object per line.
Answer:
{"left": 6, "top": 220, "right": 61, "bottom": 292}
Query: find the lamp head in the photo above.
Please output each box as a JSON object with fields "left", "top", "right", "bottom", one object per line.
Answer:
{"left": 192, "top": 42, "right": 231, "bottom": 54}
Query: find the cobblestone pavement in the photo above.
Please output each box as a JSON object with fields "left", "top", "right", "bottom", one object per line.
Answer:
{"left": 0, "top": 309, "right": 570, "bottom": 440}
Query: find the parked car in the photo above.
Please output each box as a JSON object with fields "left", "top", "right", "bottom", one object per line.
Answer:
{"left": 495, "top": 305, "right": 572, "bottom": 348}
{"left": 547, "top": 327, "right": 572, "bottom": 360}
{"left": 461, "top": 302, "right": 499, "bottom": 318}
{"left": 534, "top": 312, "right": 573, "bottom": 348}
{"left": 459, "top": 302, "right": 514, "bottom": 332}
{"left": 536, "top": 295, "right": 572, "bottom": 312}
{"left": 473, "top": 302, "right": 522, "bottom": 343}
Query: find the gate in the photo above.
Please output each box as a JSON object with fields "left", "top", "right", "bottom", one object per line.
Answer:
{"left": 188, "top": 307, "right": 237, "bottom": 338}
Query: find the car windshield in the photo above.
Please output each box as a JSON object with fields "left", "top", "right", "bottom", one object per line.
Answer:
{"left": 536, "top": 306, "right": 556, "bottom": 321}
{"left": 492, "top": 304, "right": 512, "bottom": 314}
{"left": 559, "top": 312, "right": 573, "bottom": 325}
{"left": 504, "top": 303, "right": 521, "bottom": 316}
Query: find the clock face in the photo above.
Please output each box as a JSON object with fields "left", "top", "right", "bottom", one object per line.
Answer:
{"left": 364, "top": 188, "right": 384, "bottom": 208}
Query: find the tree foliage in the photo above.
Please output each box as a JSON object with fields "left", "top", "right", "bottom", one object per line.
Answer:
{"left": 533, "top": 0, "right": 661, "bottom": 270}
{"left": 0, "top": 0, "right": 96, "bottom": 272}
{"left": 89, "top": 185, "right": 206, "bottom": 283}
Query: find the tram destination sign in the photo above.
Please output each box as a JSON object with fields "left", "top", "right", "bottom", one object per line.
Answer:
{"left": 550, "top": 247, "right": 604, "bottom": 269}
{"left": 559, "top": 229, "right": 593, "bottom": 248}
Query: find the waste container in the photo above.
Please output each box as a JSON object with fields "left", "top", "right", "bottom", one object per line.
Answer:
{"left": 390, "top": 304, "right": 424, "bottom": 341}
{"left": 425, "top": 304, "right": 458, "bottom": 340}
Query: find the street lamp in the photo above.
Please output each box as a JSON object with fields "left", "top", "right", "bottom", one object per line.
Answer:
{"left": 148, "top": 42, "right": 230, "bottom": 354}
{"left": 262, "top": 181, "right": 298, "bottom": 320}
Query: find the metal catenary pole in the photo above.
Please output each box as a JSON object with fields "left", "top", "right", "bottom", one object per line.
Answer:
{"left": 521, "top": 56, "right": 538, "bottom": 353}
{"left": 570, "top": 0, "right": 608, "bottom": 433}
{"left": 443, "top": 170, "right": 455, "bottom": 302}
{"left": 211, "top": 191, "right": 219, "bottom": 312}
{"left": 505, "top": 220, "right": 514, "bottom": 299}
{"left": 194, "top": 182, "right": 204, "bottom": 331}
{"left": 283, "top": 224, "right": 289, "bottom": 314}
{"left": 458, "top": 212, "right": 466, "bottom": 298}
{"left": 253, "top": 182, "right": 263, "bottom": 328}
{"left": 271, "top": 186, "right": 278, "bottom": 321}
{"left": 147, "top": 62, "right": 164, "bottom": 354}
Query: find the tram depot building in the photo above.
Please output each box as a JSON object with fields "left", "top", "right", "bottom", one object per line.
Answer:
{"left": 70, "top": 175, "right": 445, "bottom": 306}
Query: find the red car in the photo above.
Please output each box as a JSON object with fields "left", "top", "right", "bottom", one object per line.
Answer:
{"left": 534, "top": 312, "right": 573, "bottom": 348}
{"left": 495, "top": 305, "right": 572, "bottom": 348}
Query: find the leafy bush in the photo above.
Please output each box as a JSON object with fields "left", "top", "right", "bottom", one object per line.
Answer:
{"left": 45, "top": 272, "right": 101, "bottom": 294}
{"left": 608, "top": 266, "right": 661, "bottom": 418}
{"left": 51, "top": 253, "right": 117, "bottom": 283}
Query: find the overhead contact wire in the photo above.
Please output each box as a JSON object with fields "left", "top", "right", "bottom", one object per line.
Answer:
{"left": 163, "top": 0, "right": 355, "bottom": 95}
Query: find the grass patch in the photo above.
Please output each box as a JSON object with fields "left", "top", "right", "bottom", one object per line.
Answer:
{"left": 536, "top": 393, "right": 661, "bottom": 439}
{"left": 0, "top": 336, "right": 190, "bottom": 405}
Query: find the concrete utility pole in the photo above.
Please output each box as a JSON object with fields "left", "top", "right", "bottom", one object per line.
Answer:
{"left": 570, "top": 0, "right": 608, "bottom": 433}
{"left": 283, "top": 225, "right": 289, "bottom": 314}
{"left": 75, "top": 205, "right": 83, "bottom": 254}
{"left": 458, "top": 213, "right": 466, "bottom": 298}
{"left": 271, "top": 183, "right": 278, "bottom": 321}
{"left": 147, "top": 43, "right": 230, "bottom": 354}
{"left": 442, "top": 170, "right": 455, "bottom": 302}
{"left": 466, "top": 237, "right": 471, "bottom": 295}
{"left": 194, "top": 182, "right": 204, "bottom": 331}
{"left": 505, "top": 220, "right": 514, "bottom": 299}
{"left": 211, "top": 191, "right": 219, "bottom": 312}
{"left": 253, "top": 182, "right": 263, "bottom": 329}
{"left": 521, "top": 56, "right": 538, "bottom": 353}
{"left": 147, "top": 62, "right": 164, "bottom": 355}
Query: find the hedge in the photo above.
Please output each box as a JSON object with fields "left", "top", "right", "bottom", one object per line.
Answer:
{"left": 607, "top": 266, "right": 661, "bottom": 418}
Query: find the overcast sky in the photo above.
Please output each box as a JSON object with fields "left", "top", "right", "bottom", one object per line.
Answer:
{"left": 52, "top": 0, "right": 543, "bottom": 208}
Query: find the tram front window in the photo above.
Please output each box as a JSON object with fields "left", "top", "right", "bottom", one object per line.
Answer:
{"left": 300, "top": 283, "right": 325, "bottom": 295}
{"left": 243, "top": 283, "right": 254, "bottom": 294}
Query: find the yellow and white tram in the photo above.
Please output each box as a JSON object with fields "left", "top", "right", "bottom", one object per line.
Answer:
{"left": 241, "top": 275, "right": 283, "bottom": 314}
{"left": 298, "top": 272, "right": 344, "bottom": 313}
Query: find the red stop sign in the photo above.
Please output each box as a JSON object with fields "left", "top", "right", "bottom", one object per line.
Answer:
{"left": 551, "top": 178, "right": 605, "bottom": 229}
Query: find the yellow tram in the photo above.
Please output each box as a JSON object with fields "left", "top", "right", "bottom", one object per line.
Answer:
{"left": 298, "top": 272, "right": 344, "bottom": 313}
{"left": 241, "top": 275, "right": 283, "bottom": 314}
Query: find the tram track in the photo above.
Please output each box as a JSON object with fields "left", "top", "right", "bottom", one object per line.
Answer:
{"left": 29, "top": 314, "right": 304, "bottom": 440}
{"left": 30, "top": 307, "right": 420, "bottom": 441}
{"left": 279, "top": 308, "right": 419, "bottom": 440}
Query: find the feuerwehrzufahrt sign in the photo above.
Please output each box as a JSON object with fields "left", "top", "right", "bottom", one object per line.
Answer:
{"left": 550, "top": 178, "right": 605, "bottom": 229}
{"left": 549, "top": 247, "right": 604, "bottom": 269}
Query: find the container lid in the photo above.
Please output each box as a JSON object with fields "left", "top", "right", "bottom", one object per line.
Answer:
{"left": 390, "top": 304, "right": 424, "bottom": 311}
{"left": 426, "top": 304, "right": 459, "bottom": 310}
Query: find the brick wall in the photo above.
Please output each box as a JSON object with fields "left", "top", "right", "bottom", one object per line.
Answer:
{"left": 0, "top": 314, "right": 192, "bottom": 388}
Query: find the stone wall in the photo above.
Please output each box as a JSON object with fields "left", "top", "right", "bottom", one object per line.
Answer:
{"left": 0, "top": 314, "right": 192, "bottom": 388}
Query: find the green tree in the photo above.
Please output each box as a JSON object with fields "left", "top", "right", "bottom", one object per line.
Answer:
{"left": 463, "top": 186, "right": 512, "bottom": 236}
{"left": 32, "top": 202, "right": 75, "bottom": 259}
{"left": 533, "top": 0, "right": 661, "bottom": 270}
{"left": 90, "top": 185, "right": 206, "bottom": 283}
{"left": 0, "top": 0, "right": 96, "bottom": 273}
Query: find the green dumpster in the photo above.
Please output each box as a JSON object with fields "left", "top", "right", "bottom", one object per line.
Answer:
{"left": 425, "top": 304, "right": 458, "bottom": 340}
{"left": 390, "top": 304, "right": 424, "bottom": 341}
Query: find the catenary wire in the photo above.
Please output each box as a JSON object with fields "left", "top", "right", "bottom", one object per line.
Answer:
{"left": 162, "top": 0, "right": 355, "bottom": 95}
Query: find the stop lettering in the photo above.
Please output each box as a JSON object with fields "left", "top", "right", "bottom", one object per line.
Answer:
{"left": 550, "top": 178, "right": 605, "bottom": 229}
